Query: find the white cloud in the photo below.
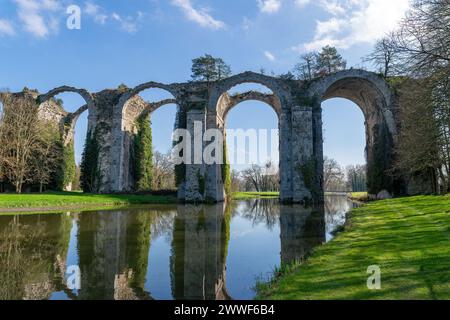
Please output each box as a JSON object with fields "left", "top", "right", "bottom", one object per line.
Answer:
{"left": 111, "top": 12, "right": 139, "bottom": 33}
{"left": 294, "top": 0, "right": 311, "bottom": 8}
{"left": 171, "top": 0, "right": 225, "bottom": 30}
{"left": 264, "top": 50, "right": 276, "bottom": 61}
{"left": 85, "top": 2, "right": 99, "bottom": 15}
{"left": 0, "top": 19, "right": 15, "bottom": 36}
{"left": 294, "top": 0, "right": 412, "bottom": 52}
{"left": 257, "top": 0, "right": 282, "bottom": 14}
{"left": 84, "top": 2, "right": 108, "bottom": 24}
{"left": 13, "top": 0, "right": 61, "bottom": 38}
{"left": 318, "top": 0, "right": 345, "bottom": 15}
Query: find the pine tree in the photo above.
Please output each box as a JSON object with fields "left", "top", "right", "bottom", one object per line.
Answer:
{"left": 191, "top": 54, "right": 232, "bottom": 82}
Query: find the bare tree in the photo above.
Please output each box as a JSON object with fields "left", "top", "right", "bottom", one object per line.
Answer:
{"left": 0, "top": 95, "right": 41, "bottom": 193}
{"left": 241, "top": 161, "right": 279, "bottom": 192}
{"left": 295, "top": 52, "right": 317, "bottom": 80}
{"left": 323, "top": 157, "right": 345, "bottom": 192}
{"left": 242, "top": 164, "right": 263, "bottom": 192}
{"left": 152, "top": 151, "right": 175, "bottom": 190}
{"left": 230, "top": 169, "right": 242, "bottom": 193}
{"left": 364, "top": 34, "right": 398, "bottom": 77}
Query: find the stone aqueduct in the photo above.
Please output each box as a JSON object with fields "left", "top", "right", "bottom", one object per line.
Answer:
{"left": 2, "top": 69, "right": 403, "bottom": 203}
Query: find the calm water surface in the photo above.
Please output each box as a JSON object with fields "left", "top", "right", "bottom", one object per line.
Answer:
{"left": 0, "top": 195, "right": 358, "bottom": 300}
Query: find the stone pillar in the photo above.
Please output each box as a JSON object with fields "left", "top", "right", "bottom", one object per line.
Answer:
{"left": 312, "top": 105, "right": 324, "bottom": 203}
{"left": 204, "top": 112, "right": 225, "bottom": 203}
{"left": 280, "top": 204, "right": 325, "bottom": 265}
{"left": 184, "top": 109, "right": 206, "bottom": 203}
{"left": 171, "top": 204, "right": 228, "bottom": 300}
{"left": 279, "top": 109, "right": 293, "bottom": 203}
{"left": 291, "top": 105, "right": 315, "bottom": 203}
{"left": 89, "top": 90, "right": 121, "bottom": 193}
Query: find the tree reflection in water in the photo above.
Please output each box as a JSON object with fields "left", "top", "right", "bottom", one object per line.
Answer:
{"left": 0, "top": 195, "right": 355, "bottom": 300}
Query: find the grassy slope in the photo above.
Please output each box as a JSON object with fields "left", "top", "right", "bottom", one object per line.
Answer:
{"left": 232, "top": 192, "right": 280, "bottom": 200}
{"left": 257, "top": 195, "right": 450, "bottom": 300}
{"left": 0, "top": 192, "right": 176, "bottom": 210}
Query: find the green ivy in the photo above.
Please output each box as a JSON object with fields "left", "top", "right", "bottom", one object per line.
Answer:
{"left": 80, "top": 129, "right": 100, "bottom": 193}
{"left": 222, "top": 141, "right": 231, "bottom": 198}
{"left": 54, "top": 140, "right": 76, "bottom": 191}
{"left": 174, "top": 110, "right": 187, "bottom": 187}
{"left": 298, "top": 158, "right": 320, "bottom": 200}
{"left": 134, "top": 114, "right": 153, "bottom": 192}
{"left": 367, "top": 123, "right": 394, "bottom": 194}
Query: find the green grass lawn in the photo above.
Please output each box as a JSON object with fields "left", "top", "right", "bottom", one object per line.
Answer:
{"left": 257, "top": 195, "right": 450, "bottom": 300}
{"left": 349, "top": 192, "right": 370, "bottom": 201}
{"left": 232, "top": 192, "right": 280, "bottom": 200}
{"left": 0, "top": 191, "right": 177, "bottom": 212}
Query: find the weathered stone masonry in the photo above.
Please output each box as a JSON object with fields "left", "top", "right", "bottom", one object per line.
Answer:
{"left": 2, "top": 69, "right": 416, "bottom": 202}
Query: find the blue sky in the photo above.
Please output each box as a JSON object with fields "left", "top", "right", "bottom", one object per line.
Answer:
{"left": 0, "top": 0, "right": 411, "bottom": 168}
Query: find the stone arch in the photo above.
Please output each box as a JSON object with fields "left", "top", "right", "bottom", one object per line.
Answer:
{"left": 309, "top": 69, "right": 398, "bottom": 195}
{"left": 61, "top": 104, "right": 89, "bottom": 146}
{"left": 37, "top": 87, "right": 94, "bottom": 144}
{"left": 201, "top": 74, "right": 289, "bottom": 203}
{"left": 219, "top": 91, "right": 281, "bottom": 121}
{"left": 310, "top": 70, "right": 397, "bottom": 137}
{"left": 37, "top": 88, "right": 94, "bottom": 191}
{"left": 137, "top": 98, "right": 178, "bottom": 120}
{"left": 117, "top": 82, "right": 178, "bottom": 112}
{"left": 37, "top": 86, "right": 95, "bottom": 111}
{"left": 209, "top": 71, "right": 289, "bottom": 116}
{"left": 114, "top": 83, "right": 181, "bottom": 192}
{"left": 116, "top": 83, "right": 180, "bottom": 133}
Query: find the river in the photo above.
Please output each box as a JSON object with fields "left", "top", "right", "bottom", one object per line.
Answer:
{"left": 0, "top": 195, "right": 359, "bottom": 300}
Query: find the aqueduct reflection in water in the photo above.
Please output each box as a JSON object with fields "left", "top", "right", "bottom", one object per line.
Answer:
{"left": 0, "top": 196, "right": 358, "bottom": 300}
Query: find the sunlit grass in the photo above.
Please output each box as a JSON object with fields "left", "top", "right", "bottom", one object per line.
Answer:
{"left": 0, "top": 191, "right": 177, "bottom": 212}
{"left": 232, "top": 192, "right": 279, "bottom": 200}
{"left": 257, "top": 195, "right": 450, "bottom": 300}
{"left": 349, "top": 192, "right": 369, "bottom": 201}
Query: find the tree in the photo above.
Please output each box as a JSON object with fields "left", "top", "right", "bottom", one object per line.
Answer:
{"left": 346, "top": 165, "right": 367, "bottom": 192}
{"left": 364, "top": 34, "right": 400, "bottom": 77}
{"left": 374, "top": 0, "right": 450, "bottom": 193}
{"left": 395, "top": 79, "right": 445, "bottom": 193}
{"left": 80, "top": 130, "right": 100, "bottom": 193}
{"left": 152, "top": 151, "right": 175, "bottom": 190}
{"left": 323, "top": 157, "right": 345, "bottom": 192}
{"left": 315, "top": 46, "right": 347, "bottom": 76}
{"left": 241, "top": 161, "right": 279, "bottom": 192}
{"left": 32, "top": 121, "right": 61, "bottom": 193}
{"left": 230, "top": 169, "right": 242, "bottom": 192}
{"left": 134, "top": 115, "right": 153, "bottom": 192}
{"left": 295, "top": 52, "right": 317, "bottom": 80}
{"left": 191, "top": 54, "right": 232, "bottom": 82}
{"left": 0, "top": 95, "right": 41, "bottom": 193}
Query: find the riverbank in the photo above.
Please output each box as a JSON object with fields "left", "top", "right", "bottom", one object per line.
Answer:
{"left": 256, "top": 195, "right": 450, "bottom": 300}
{"left": 347, "top": 192, "right": 369, "bottom": 202}
{"left": 232, "top": 192, "right": 280, "bottom": 200}
{"left": 0, "top": 191, "right": 279, "bottom": 214}
{"left": 0, "top": 192, "right": 177, "bottom": 214}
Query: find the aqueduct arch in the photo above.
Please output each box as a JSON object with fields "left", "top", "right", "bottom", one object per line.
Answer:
{"left": 113, "top": 84, "right": 182, "bottom": 192}
{"left": 6, "top": 69, "right": 406, "bottom": 201}
{"left": 37, "top": 86, "right": 95, "bottom": 146}
{"left": 309, "top": 70, "right": 399, "bottom": 195}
